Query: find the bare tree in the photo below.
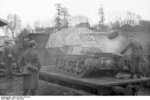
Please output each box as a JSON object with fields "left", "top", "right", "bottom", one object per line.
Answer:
{"left": 61, "top": 7, "right": 70, "bottom": 27}
{"left": 5, "top": 14, "right": 22, "bottom": 39}
{"left": 110, "top": 20, "right": 121, "bottom": 30}
{"left": 55, "top": 3, "right": 63, "bottom": 30}
{"left": 26, "top": 24, "right": 32, "bottom": 33}
{"left": 110, "top": 11, "right": 142, "bottom": 30}
{"left": 70, "top": 15, "right": 89, "bottom": 26}
{"left": 123, "top": 11, "right": 141, "bottom": 26}
{"left": 34, "top": 21, "right": 40, "bottom": 31}
{"left": 98, "top": 4, "right": 105, "bottom": 26}
{"left": 54, "top": 3, "right": 71, "bottom": 30}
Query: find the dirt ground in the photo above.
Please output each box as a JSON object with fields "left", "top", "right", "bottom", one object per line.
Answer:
{"left": 0, "top": 77, "right": 90, "bottom": 95}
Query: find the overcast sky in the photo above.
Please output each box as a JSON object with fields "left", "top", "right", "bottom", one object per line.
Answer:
{"left": 0, "top": 0, "right": 150, "bottom": 27}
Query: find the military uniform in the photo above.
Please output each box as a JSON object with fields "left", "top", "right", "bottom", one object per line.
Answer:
{"left": 20, "top": 45, "right": 41, "bottom": 94}
{"left": 120, "top": 36, "right": 143, "bottom": 78}
{"left": 129, "top": 38, "right": 143, "bottom": 77}
{"left": 3, "top": 43, "right": 13, "bottom": 79}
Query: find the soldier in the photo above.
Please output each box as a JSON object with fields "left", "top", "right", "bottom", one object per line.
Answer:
{"left": 107, "top": 31, "right": 143, "bottom": 78}
{"left": 120, "top": 35, "right": 143, "bottom": 78}
{"left": 19, "top": 40, "right": 41, "bottom": 95}
{"left": 147, "top": 54, "right": 150, "bottom": 69}
{"left": 3, "top": 40, "right": 14, "bottom": 79}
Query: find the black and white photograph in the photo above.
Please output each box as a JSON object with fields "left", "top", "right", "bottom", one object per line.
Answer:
{"left": 0, "top": 0, "right": 150, "bottom": 97}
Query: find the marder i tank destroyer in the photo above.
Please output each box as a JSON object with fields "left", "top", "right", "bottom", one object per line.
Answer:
{"left": 55, "top": 50, "right": 124, "bottom": 77}
{"left": 47, "top": 28, "right": 126, "bottom": 77}
{"left": 40, "top": 27, "right": 150, "bottom": 95}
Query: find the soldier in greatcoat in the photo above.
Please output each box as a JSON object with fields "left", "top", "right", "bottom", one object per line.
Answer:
{"left": 19, "top": 40, "right": 41, "bottom": 95}
{"left": 3, "top": 40, "right": 14, "bottom": 79}
{"left": 120, "top": 35, "right": 143, "bottom": 78}
{"left": 107, "top": 31, "right": 143, "bottom": 78}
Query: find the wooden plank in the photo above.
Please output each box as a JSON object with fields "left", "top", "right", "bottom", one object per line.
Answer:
{"left": 41, "top": 66, "right": 150, "bottom": 85}
{"left": 39, "top": 72, "right": 98, "bottom": 94}
{"left": 40, "top": 66, "right": 150, "bottom": 95}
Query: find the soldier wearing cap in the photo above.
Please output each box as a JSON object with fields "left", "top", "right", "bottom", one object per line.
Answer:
{"left": 108, "top": 30, "right": 143, "bottom": 78}
{"left": 19, "top": 40, "right": 41, "bottom": 95}
{"left": 120, "top": 35, "right": 143, "bottom": 78}
{"left": 3, "top": 40, "right": 14, "bottom": 79}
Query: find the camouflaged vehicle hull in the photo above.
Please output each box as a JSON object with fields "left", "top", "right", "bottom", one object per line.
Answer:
{"left": 55, "top": 53, "right": 124, "bottom": 77}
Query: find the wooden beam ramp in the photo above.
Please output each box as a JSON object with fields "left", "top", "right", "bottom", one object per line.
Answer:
{"left": 39, "top": 66, "right": 150, "bottom": 95}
